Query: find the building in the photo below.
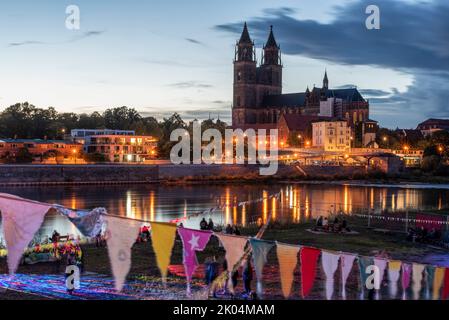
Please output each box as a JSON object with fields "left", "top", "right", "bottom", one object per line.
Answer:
{"left": 277, "top": 114, "right": 329, "bottom": 147}
{"left": 417, "top": 118, "right": 449, "bottom": 137}
{"left": 361, "top": 119, "right": 379, "bottom": 148}
{"left": 85, "top": 135, "right": 157, "bottom": 163}
{"left": 312, "top": 119, "right": 352, "bottom": 152}
{"left": 0, "top": 139, "right": 82, "bottom": 159}
{"left": 70, "top": 129, "right": 136, "bottom": 148}
{"left": 231, "top": 23, "right": 370, "bottom": 130}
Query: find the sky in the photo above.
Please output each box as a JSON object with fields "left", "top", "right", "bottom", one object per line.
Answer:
{"left": 0, "top": 0, "right": 448, "bottom": 128}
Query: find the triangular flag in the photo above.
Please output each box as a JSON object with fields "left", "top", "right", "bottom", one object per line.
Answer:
{"left": 373, "top": 258, "right": 388, "bottom": 299}
{"left": 216, "top": 234, "right": 248, "bottom": 293}
{"left": 388, "top": 260, "right": 402, "bottom": 299}
{"left": 433, "top": 267, "right": 445, "bottom": 300}
{"left": 358, "top": 256, "right": 374, "bottom": 297}
{"left": 178, "top": 227, "right": 212, "bottom": 293}
{"left": 401, "top": 263, "right": 412, "bottom": 300}
{"left": 104, "top": 215, "right": 141, "bottom": 291}
{"left": 150, "top": 222, "right": 178, "bottom": 283}
{"left": 442, "top": 268, "right": 449, "bottom": 300}
{"left": 0, "top": 193, "right": 51, "bottom": 274}
{"left": 340, "top": 254, "right": 356, "bottom": 300}
{"left": 276, "top": 243, "right": 299, "bottom": 299}
{"left": 300, "top": 247, "right": 320, "bottom": 298}
{"left": 321, "top": 251, "right": 340, "bottom": 300}
{"left": 249, "top": 238, "right": 275, "bottom": 297}
{"left": 412, "top": 263, "right": 425, "bottom": 300}
{"left": 425, "top": 265, "right": 435, "bottom": 300}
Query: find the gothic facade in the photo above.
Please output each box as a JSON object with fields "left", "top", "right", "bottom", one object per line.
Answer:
{"left": 231, "top": 23, "right": 370, "bottom": 129}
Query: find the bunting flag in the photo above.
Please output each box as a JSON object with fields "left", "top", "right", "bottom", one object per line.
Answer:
{"left": 412, "top": 264, "right": 425, "bottom": 300}
{"left": 276, "top": 243, "right": 299, "bottom": 299}
{"left": 215, "top": 234, "right": 248, "bottom": 293}
{"left": 433, "top": 267, "right": 445, "bottom": 300}
{"left": 249, "top": 238, "right": 275, "bottom": 297}
{"left": 373, "top": 258, "right": 387, "bottom": 300}
{"left": 358, "top": 256, "right": 374, "bottom": 299}
{"left": 150, "top": 222, "right": 178, "bottom": 283}
{"left": 55, "top": 206, "right": 106, "bottom": 237}
{"left": 104, "top": 215, "right": 141, "bottom": 291}
{"left": 425, "top": 265, "right": 435, "bottom": 300}
{"left": 401, "top": 263, "right": 412, "bottom": 300}
{"left": 178, "top": 227, "right": 213, "bottom": 293}
{"left": 300, "top": 247, "right": 321, "bottom": 298}
{"left": 0, "top": 193, "right": 52, "bottom": 274}
{"left": 388, "top": 260, "right": 402, "bottom": 299}
{"left": 321, "top": 251, "right": 340, "bottom": 300}
{"left": 442, "top": 269, "right": 449, "bottom": 300}
{"left": 340, "top": 254, "right": 356, "bottom": 300}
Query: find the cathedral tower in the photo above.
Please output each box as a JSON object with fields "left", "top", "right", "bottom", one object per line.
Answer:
{"left": 232, "top": 22, "right": 257, "bottom": 125}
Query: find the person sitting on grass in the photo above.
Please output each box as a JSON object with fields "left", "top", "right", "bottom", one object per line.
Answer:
{"left": 315, "top": 216, "right": 323, "bottom": 230}
{"left": 232, "top": 225, "right": 241, "bottom": 236}
{"left": 208, "top": 218, "right": 214, "bottom": 231}
{"left": 200, "top": 218, "right": 208, "bottom": 230}
{"left": 225, "top": 224, "right": 233, "bottom": 234}
{"left": 322, "top": 217, "right": 329, "bottom": 231}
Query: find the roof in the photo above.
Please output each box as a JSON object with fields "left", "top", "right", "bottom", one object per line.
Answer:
{"left": 0, "top": 139, "right": 77, "bottom": 145}
{"left": 280, "top": 114, "right": 332, "bottom": 131}
{"left": 262, "top": 93, "right": 306, "bottom": 108}
{"left": 239, "top": 22, "right": 252, "bottom": 44}
{"left": 395, "top": 129, "right": 424, "bottom": 141}
{"left": 417, "top": 118, "right": 449, "bottom": 128}
{"left": 261, "top": 87, "right": 366, "bottom": 108}
{"left": 265, "top": 26, "right": 278, "bottom": 48}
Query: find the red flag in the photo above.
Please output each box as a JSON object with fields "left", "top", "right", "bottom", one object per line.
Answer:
{"left": 443, "top": 268, "right": 449, "bottom": 300}
{"left": 300, "top": 247, "right": 321, "bottom": 298}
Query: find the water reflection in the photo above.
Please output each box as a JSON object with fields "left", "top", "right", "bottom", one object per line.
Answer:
{"left": 0, "top": 183, "right": 448, "bottom": 241}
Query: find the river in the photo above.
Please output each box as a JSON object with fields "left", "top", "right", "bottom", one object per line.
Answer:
{"left": 1, "top": 182, "right": 449, "bottom": 242}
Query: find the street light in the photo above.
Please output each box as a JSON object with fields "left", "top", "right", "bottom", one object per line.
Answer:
{"left": 72, "top": 149, "right": 77, "bottom": 164}
{"left": 382, "top": 136, "right": 387, "bottom": 142}
{"left": 438, "top": 146, "right": 444, "bottom": 153}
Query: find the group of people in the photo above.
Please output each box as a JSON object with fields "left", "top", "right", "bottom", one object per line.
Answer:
{"left": 224, "top": 224, "right": 241, "bottom": 236}
{"left": 200, "top": 218, "right": 215, "bottom": 231}
{"left": 314, "top": 216, "right": 350, "bottom": 233}
{"left": 407, "top": 226, "right": 442, "bottom": 244}
{"left": 205, "top": 256, "right": 255, "bottom": 299}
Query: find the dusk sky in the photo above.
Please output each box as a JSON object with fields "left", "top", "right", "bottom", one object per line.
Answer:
{"left": 1, "top": 0, "right": 448, "bottom": 128}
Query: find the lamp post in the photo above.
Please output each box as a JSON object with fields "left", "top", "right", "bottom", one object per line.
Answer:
{"left": 72, "top": 149, "right": 77, "bottom": 164}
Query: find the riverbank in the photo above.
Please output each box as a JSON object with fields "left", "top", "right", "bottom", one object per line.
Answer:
{"left": 0, "top": 164, "right": 448, "bottom": 186}
{"left": 1, "top": 216, "right": 447, "bottom": 299}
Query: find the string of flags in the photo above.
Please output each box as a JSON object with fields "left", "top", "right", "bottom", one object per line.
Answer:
{"left": 1, "top": 192, "right": 449, "bottom": 300}
{"left": 353, "top": 213, "right": 449, "bottom": 225}
{"left": 169, "top": 192, "right": 281, "bottom": 224}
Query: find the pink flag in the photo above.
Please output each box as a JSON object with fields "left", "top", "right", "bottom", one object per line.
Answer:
{"left": 0, "top": 193, "right": 52, "bottom": 274}
{"left": 178, "top": 228, "right": 213, "bottom": 283}
{"left": 402, "top": 263, "right": 412, "bottom": 300}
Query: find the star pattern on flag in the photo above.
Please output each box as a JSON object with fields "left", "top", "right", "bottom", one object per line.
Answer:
{"left": 188, "top": 234, "right": 200, "bottom": 251}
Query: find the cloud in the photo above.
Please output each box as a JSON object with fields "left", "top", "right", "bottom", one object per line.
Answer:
{"left": 166, "top": 81, "right": 213, "bottom": 89}
{"left": 185, "top": 38, "right": 204, "bottom": 45}
{"left": 215, "top": 0, "right": 449, "bottom": 127}
{"left": 7, "top": 30, "right": 105, "bottom": 48}
{"left": 8, "top": 40, "right": 46, "bottom": 47}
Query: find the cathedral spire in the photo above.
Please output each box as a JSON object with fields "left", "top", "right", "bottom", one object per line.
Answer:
{"left": 323, "top": 69, "right": 329, "bottom": 90}
{"left": 265, "top": 25, "right": 278, "bottom": 48}
{"left": 239, "top": 22, "right": 252, "bottom": 44}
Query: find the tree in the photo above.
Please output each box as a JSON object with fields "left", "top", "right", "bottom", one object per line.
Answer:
{"left": 103, "top": 106, "right": 142, "bottom": 130}
{"left": 15, "top": 147, "right": 33, "bottom": 163}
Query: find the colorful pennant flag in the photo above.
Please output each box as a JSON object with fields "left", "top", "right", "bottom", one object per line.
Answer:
{"left": 215, "top": 234, "right": 248, "bottom": 293}
{"left": 425, "top": 265, "right": 435, "bottom": 300}
{"left": 358, "top": 256, "right": 374, "bottom": 299}
{"left": 388, "top": 260, "right": 402, "bottom": 299}
{"left": 442, "top": 268, "right": 449, "bottom": 300}
{"left": 433, "top": 267, "right": 445, "bottom": 300}
{"left": 150, "top": 222, "right": 178, "bottom": 283}
{"left": 178, "top": 227, "right": 213, "bottom": 293}
{"left": 321, "top": 251, "right": 340, "bottom": 300}
{"left": 104, "top": 215, "right": 142, "bottom": 291}
{"left": 249, "top": 238, "right": 275, "bottom": 297}
{"left": 340, "top": 254, "right": 356, "bottom": 300}
{"left": 412, "top": 263, "right": 425, "bottom": 300}
{"left": 300, "top": 247, "right": 321, "bottom": 298}
{"left": 276, "top": 243, "right": 299, "bottom": 299}
{"left": 373, "top": 258, "right": 387, "bottom": 299}
{"left": 401, "top": 263, "right": 412, "bottom": 300}
{"left": 0, "top": 193, "right": 52, "bottom": 274}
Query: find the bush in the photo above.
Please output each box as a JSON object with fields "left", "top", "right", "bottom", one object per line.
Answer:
{"left": 83, "top": 152, "right": 109, "bottom": 163}
{"left": 421, "top": 155, "right": 442, "bottom": 172}
{"left": 15, "top": 147, "right": 33, "bottom": 163}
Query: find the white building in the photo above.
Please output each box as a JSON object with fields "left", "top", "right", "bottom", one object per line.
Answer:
{"left": 312, "top": 120, "right": 352, "bottom": 152}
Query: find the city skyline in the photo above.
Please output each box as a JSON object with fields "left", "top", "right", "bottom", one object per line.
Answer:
{"left": 1, "top": 0, "right": 448, "bottom": 128}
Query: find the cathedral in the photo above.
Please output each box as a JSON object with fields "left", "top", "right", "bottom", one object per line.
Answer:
{"left": 231, "top": 23, "right": 370, "bottom": 130}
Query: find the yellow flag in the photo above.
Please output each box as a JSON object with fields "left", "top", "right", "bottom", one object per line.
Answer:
{"left": 433, "top": 267, "right": 445, "bottom": 300}
{"left": 150, "top": 222, "right": 178, "bottom": 282}
{"left": 276, "top": 243, "right": 300, "bottom": 298}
